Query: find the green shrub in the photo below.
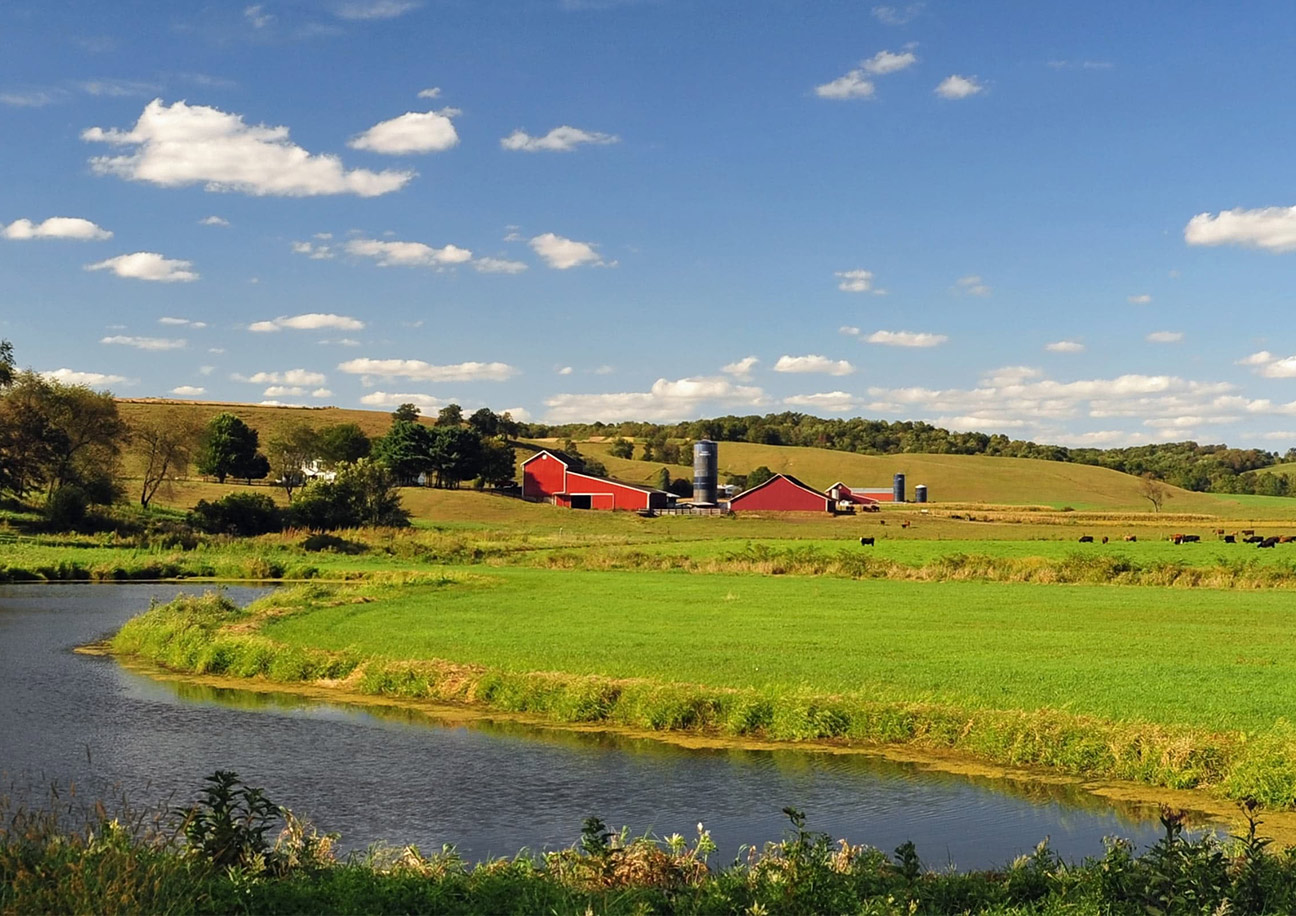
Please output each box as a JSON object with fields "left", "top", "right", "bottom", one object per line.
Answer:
{"left": 189, "top": 493, "right": 283, "bottom": 536}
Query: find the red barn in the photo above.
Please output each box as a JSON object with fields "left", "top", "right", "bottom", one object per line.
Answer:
{"left": 521, "top": 450, "right": 669, "bottom": 511}
{"left": 728, "top": 474, "right": 833, "bottom": 512}
{"left": 826, "top": 482, "right": 882, "bottom": 510}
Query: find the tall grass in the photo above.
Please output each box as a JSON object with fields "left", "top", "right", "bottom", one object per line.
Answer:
{"left": 8, "top": 779, "right": 1296, "bottom": 914}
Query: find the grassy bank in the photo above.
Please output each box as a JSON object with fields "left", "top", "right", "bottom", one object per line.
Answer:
{"left": 5, "top": 773, "right": 1295, "bottom": 915}
{"left": 111, "top": 581, "right": 1296, "bottom": 808}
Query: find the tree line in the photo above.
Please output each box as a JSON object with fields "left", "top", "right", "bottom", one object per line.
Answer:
{"left": 0, "top": 340, "right": 520, "bottom": 531}
{"left": 523, "top": 412, "right": 1296, "bottom": 496}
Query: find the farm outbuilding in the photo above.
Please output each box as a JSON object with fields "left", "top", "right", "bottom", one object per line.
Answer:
{"left": 727, "top": 474, "right": 834, "bottom": 512}
{"left": 521, "top": 450, "right": 670, "bottom": 511}
{"left": 826, "top": 482, "right": 882, "bottom": 510}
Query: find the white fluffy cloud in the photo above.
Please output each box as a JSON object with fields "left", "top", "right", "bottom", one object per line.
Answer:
{"left": 1045, "top": 340, "right": 1085, "bottom": 353}
{"left": 935, "top": 74, "right": 984, "bottom": 99}
{"left": 101, "top": 335, "right": 187, "bottom": 350}
{"left": 955, "top": 274, "right": 990, "bottom": 296}
{"left": 722, "top": 356, "right": 759, "bottom": 380}
{"left": 1146, "top": 331, "right": 1184, "bottom": 343}
{"left": 815, "top": 70, "right": 875, "bottom": 100}
{"left": 349, "top": 109, "right": 459, "bottom": 154}
{"left": 835, "top": 269, "right": 881, "bottom": 293}
{"left": 337, "top": 357, "right": 518, "bottom": 382}
{"left": 865, "top": 330, "right": 948, "bottom": 347}
{"left": 783, "top": 391, "right": 858, "bottom": 412}
{"left": 2, "top": 217, "right": 112, "bottom": 240}
{"left": 1184, "top": 206, "right": 1296, "bottom": 253}
{"left": 859, "top": 371, "right": 1249, "bottom": 441}
{"left": 1128, "top": 293, "right": 1152, "bottom": 304}
{"left": 545, "top": 376, "right": 768, "bottom": 422}
{"left": 248, "top": 313, "right": 364, "bottom": 332}
{"left": 345, "top": 237, "right": 472, "bottom": 267}
{"left": 292, "top": 240, "right": 335, "bottom": 259}
{"left": 159, "top": 317, "right": 206, "bottom": 328}
{"left": 41, "top": 368, "right": 128, "bottom": 386}
{"left": 774, "top": 354, "right": 855, "bottom": 376}
{"left": 235, "top": 369, "right": 328, "bottom": 386}
{"left": 1238, "top": 351, "right": 1296, "bottom": 378}
{"left": 86, "top": 252, "right": 197, "bottom": 282}
{"left": 171, "top": 385, "right": 205, "bottom": 396}
{"left": 83, "top": 99, "right": 413, "bottom": 197}
{"left": 500, "top": 126, "right": 619, "bottom": 152}
{"left": 199, "top": 215, "right": 229, "bottom": 227}
{"left": 530, "top": 232, "right": 605, "bottom": 269}
{"left": 417, "top": 87, "right": 441, "bottom": 99}
{"left": 358, "top": 391, "right": 445, "bottom": 410}
{"left": 862, "top": 49, "right": 917, "bottom": 74}
{"left": 473, "top": 256, "right": 527, "bottom": 274}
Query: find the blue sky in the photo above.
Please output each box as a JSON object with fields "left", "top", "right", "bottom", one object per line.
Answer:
{"left": 4, "top": 1, "right": 1296, "bottom": 448}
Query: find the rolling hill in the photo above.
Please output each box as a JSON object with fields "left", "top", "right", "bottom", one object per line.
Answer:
{"left": 115, "top": 400, "right": 1296, "bottom": 518}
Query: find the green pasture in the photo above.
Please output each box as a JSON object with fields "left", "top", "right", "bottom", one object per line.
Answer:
{"left": 262, "top": 567, "right": 1296, "bottom": 734}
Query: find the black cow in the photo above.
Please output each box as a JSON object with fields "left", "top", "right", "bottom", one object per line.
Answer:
{"left": 1181, "top": 534, "right": 1200, "bottom": 543}
{"left": 1078, "top": 535, "right": 1094, "bottom": 543}
{"left": 859, "top": 537, "right": 875, "bottom": 546}
{"left": 1260, "top": 537, "right": 1279, "bottom": 548}
{"left": 1222, "top": 535, "right": 1236, "bottom": 544}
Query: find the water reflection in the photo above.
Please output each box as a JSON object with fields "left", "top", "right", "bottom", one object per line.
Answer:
{"left": 1, "top": 583, "right": 1205, "bottom": 869}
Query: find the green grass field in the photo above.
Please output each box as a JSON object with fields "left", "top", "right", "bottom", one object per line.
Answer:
{"left": 259, "top": 568, "right": 1296, "bottom": 734}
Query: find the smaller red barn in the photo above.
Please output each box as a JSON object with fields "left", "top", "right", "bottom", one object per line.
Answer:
{"left": 826, "top": 482, "right": 882, "bottom": 511}
{"left": 728, "top": 474, "right": 833, "bottom": 512}
{"left": 522, "top": 449, "right": 669, "bottom": 511}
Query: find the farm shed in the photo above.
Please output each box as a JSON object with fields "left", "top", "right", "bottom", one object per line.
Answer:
{"left": 728, "top": 474, "right": 834, "bottom": 512}
{"left": 521, "top": 450, "right": 669, "bottom": 511}
{"left": 826, "top": 482, "right": 882, "bottom": 510}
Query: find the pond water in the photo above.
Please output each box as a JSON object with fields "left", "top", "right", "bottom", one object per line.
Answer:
{"left": 0, "top": 582, "right": 1194, "bottom": 868}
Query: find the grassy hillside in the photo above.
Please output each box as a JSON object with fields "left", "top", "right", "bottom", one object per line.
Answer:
{"left": 116, "top": 399, "right": 404, "bottom": 440}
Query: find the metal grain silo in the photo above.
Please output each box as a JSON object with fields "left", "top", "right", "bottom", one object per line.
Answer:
{"left": 893, "top": 472, "right": 906, "bottom": 503}
{"left": 914, "top": 484, "right": 927, "bottom": 504}
{"left": 693, "top": 440, "right": 718, "bottom": 505}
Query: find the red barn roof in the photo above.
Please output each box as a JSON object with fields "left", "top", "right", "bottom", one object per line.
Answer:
{"left": 728, "top": 473, "right": 832, "bottom": 512}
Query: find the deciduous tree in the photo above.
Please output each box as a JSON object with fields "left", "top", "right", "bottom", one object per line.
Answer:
{"left": 1139, "top": 473, "right": 1170, "bottom": 512}
{"left": 316, "top": 423, "right": 370, "bottom": 466}
{"left": 373, "top": 419, "right": 433, "bottom": 484}
{"left": 265, "top": 422, "right": 320, "bottom": 502}
{"left": 196, "top": 413, "right": 266, "bottom": 485}
{"left": 436, "top": 403, "right": 464, "bottom": 427}
{"left": 132, "top": 408, "right": 201, "bottom": 509}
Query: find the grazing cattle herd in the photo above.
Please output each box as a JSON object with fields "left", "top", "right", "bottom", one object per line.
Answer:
{"left": 1068, "top": 530, "right": 1294, "bottom": 548}
{"left": 851, "top": 521, "right": 1293, "bottom": 550}
{"left": 854, "top": 529, "right": 1294, "bottom": 549}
